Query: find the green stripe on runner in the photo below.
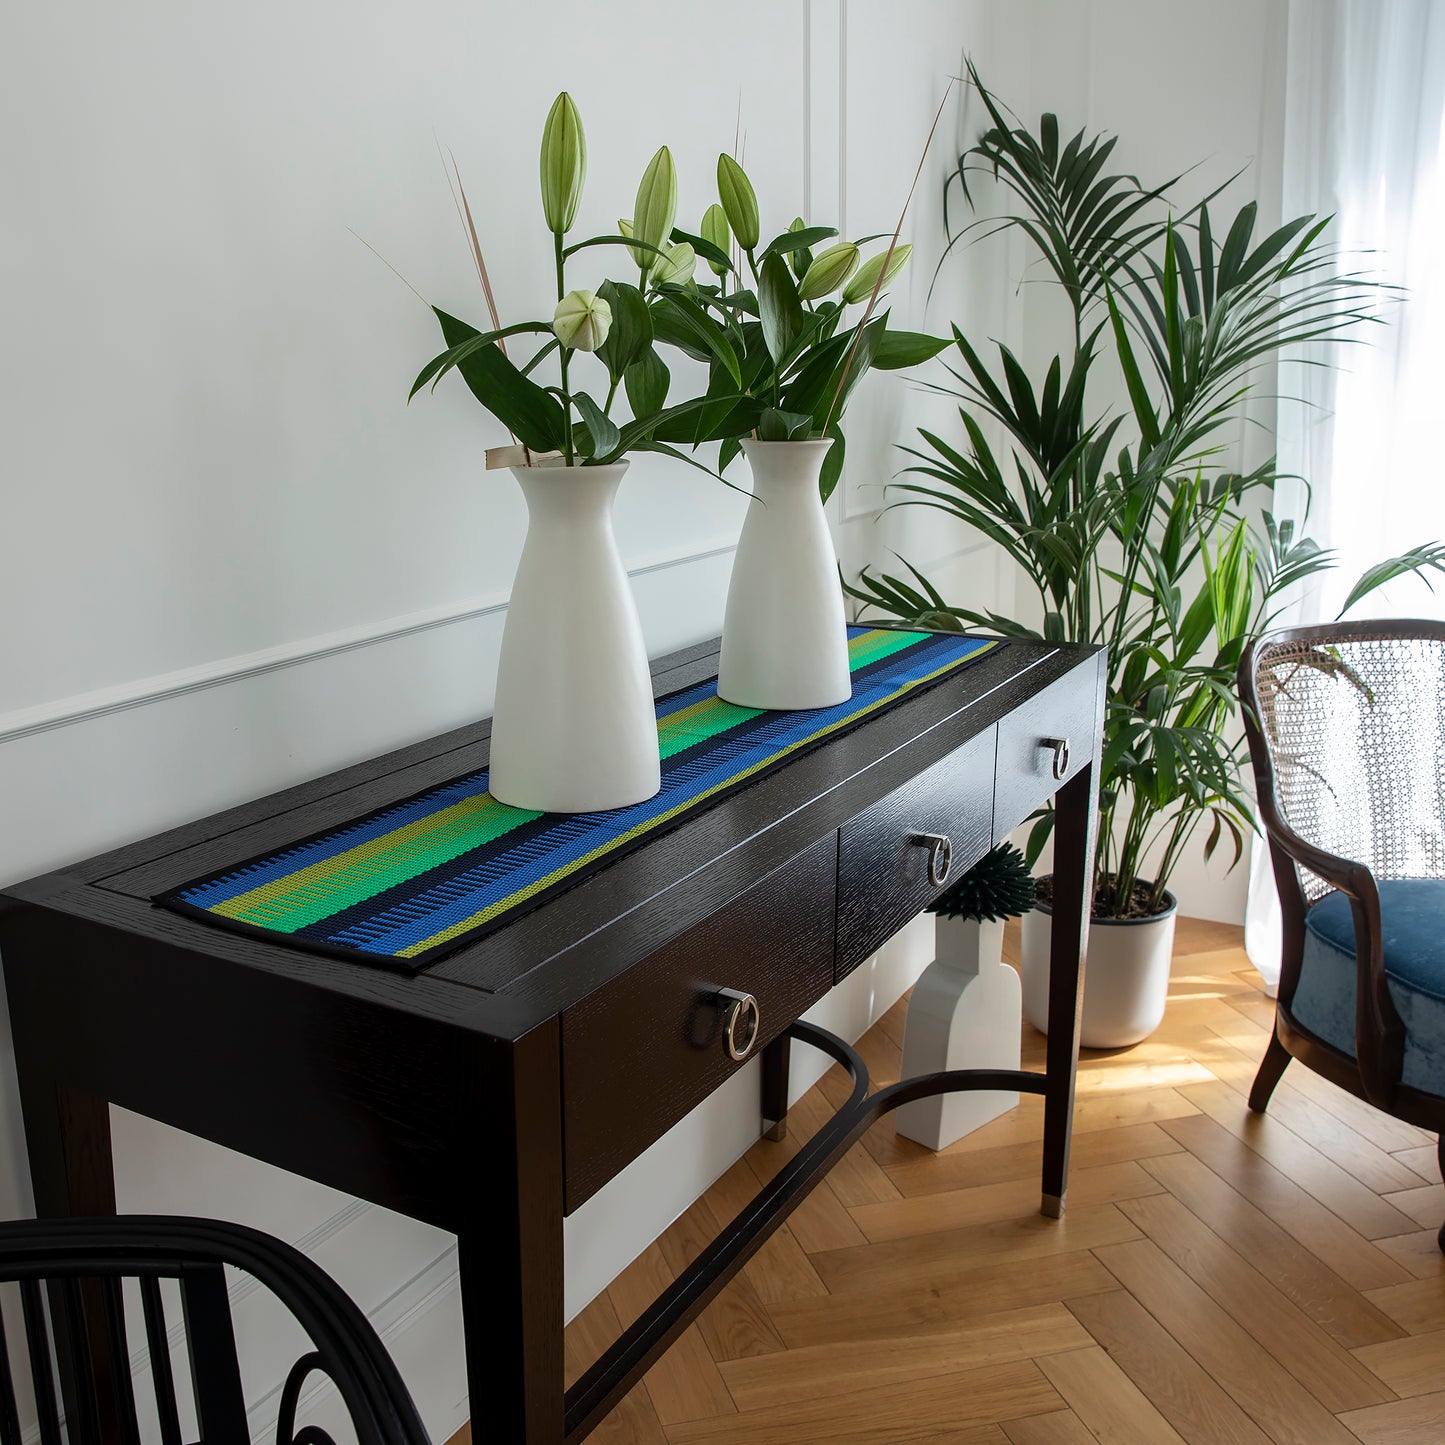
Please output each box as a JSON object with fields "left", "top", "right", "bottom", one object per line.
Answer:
{"left": 847, "top": 627, "right": 931, "bottom": 669}
{"left": 395, "top": 638, "right": 998, "bottom": 958}
{"left": 215, "top": 793, "right": 540, "bottom": 933}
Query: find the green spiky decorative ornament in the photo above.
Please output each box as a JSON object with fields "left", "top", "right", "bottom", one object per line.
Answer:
{"left": 929, "top": 843, "right": 1036, "bottom": 923}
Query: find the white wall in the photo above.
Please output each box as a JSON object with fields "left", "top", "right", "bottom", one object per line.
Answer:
{"left": 0, "top": 2, "right": 1000, "bottom": 1437}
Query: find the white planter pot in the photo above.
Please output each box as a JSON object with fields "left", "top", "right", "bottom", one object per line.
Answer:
{"left": 717, "top": 438, "right": 852, "bottom": 711}
{"left": 487, "top": 459, "right": 661, "bottom": 814}
{"left": 1019, "top": 880, "right": 1178, "bottom": 1049}
{"left": 897, "top": 915, "right": 1022, "bottom": 1150}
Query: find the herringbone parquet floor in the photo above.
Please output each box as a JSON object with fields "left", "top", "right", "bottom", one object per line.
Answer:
{"left": 453, "top": 920, "right": 1445, "bottom": 1444}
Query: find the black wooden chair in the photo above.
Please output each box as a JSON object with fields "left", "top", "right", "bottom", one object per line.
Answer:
{"left": 1239, "top": 619, "right": 1445, "bottom": 1250}
{"left": 0, "top": 1214, "right": 432, "bottom": 1445}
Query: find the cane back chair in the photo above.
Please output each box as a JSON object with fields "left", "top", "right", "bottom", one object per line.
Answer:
{"left": 1239, "top": 619, "right": 1445, "bottom": 1250}
{"left": 0, "top": 1214, "right": 432, "bottom": 1445}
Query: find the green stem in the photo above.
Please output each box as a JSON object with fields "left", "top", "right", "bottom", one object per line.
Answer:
{"left": 555, "top": 232, "right": 574, "bottom": 465}
{"left": 604, "top": 374, "right": 620, "bottom": 417}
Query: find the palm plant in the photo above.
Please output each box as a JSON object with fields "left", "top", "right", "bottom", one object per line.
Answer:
{"left": 847, "top": 66, "right": 1445, "bottom": 919}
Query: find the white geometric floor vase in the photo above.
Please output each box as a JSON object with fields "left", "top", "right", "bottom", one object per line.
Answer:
{"left": 896, "top": 915, "right": 1022, "bottom": 1150}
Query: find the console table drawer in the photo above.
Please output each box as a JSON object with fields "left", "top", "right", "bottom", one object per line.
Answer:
{"left": 993, "top": 664, "right": 1099, "bottom": 840}
{"left": 560, "top": 835, "right": 836, "bottom": 1212}
{"left": 835, "top": 728, "right": 995, "bottom": 980}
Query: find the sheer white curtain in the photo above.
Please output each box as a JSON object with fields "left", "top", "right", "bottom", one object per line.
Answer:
{"left": 1245, "top": 0, "right": 1445, "bottom": 987}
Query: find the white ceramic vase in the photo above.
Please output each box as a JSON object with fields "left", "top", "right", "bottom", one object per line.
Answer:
{"left": 487, "top": 459, "right": 661, "bottom": 814}
{"left": 717, "top": 438, "right": 852, "bottom": 711}
{"left": 896, "top": 915, "right": 1023, "bottom": 1150}
{"left": 1019, "top": 881, "right": 1178, "bottom": 1049}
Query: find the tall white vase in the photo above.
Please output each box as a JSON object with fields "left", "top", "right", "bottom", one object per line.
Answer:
{"left": 717, "top": 438, "right": 852, "bottom": 711}
{"left": 487, "top": 459, "right": 661, "bottom": 813}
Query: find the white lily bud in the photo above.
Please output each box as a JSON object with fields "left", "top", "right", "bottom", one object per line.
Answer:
{"left": 553, "top": 289, "right": 613, "bottom": 352}
{"left": 842, "top": 243, "right": 913, "bottom": 305}
{"left": 651, "top": 241, "right": 696, "bottom": 285}
{"left": 797, "top": 242, "right": 860, "bottom": 301}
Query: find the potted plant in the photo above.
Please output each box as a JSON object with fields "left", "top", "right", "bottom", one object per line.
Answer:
{"left": 647, "top": 150, "right": 949, "bottom": 710}
{"left": 409, "top": 94, "right": 728, "bottom": 813}
{"left": 897, "top": 843, "right": 1035, "bottom": 1148}
{"left": 847, "top": 67, "right": 1445, "bottom": 1046}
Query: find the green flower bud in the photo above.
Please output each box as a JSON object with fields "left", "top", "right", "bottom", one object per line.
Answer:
{"left": 633, "top": 146, "right": 678, "bottom": 266}
{"left": 786, "top": 216, "right": 809, "bottom": 278}
{"left": 553, "top": 289, "right": 612, "bottom": 352}
{"left": 717, "top": 154, "right": 760, "bottom": 250}
{"left": 797, "top": 242, "right": 860, "bottom": 301}
{"left": 841, "top": 243, "right": 913, "bottom": 305}
{"left": 651, "top": 241, "right": 696, "bottom": 285}
{"left": 700, "top": 203, "right": 731, "bottom": 276}
{"left": 539, "top": 92, "right": 586, "bottom": 235}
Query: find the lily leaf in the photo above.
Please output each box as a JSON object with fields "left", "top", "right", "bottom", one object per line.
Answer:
{"left": 624, "top": 345, "right": 670, "bottom": 418}
{"left": 430, "top": 309, "right": 567, "bottom": 453}
{"left": 818, "top": 425, "right": 846, "bottom": 502}
{"left": 757, "top": 407, "right": 814, "bottom": 441}
{"left": 670, "top": 226, "right": 733, "bottom": 273}
{"left": 652, "top": 289, "right": 743, "bottom": 386}
{"left": 756, "top": 224, "right": 839, "bottom": 262}
{"left": 573, "top": 391, "right": 620, "bottom": 459}
{"left": 872, "top": 330, "right": 951, "bottom": 370}
{"left": 596, "top": 280, "right": 652, "bottom": 384}
{"left": 758, "top": 253, "right": 804, "bottom": 365}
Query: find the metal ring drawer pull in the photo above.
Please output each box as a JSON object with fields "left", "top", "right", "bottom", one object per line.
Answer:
{"left": 909, "top": 831, "right": 953, "bottom": 887}
{"left": 716, "top": 988, "right": 761, "bottom": 1061}
{"left": 1041, "top": 736, "right": 1071, "bottom": 781}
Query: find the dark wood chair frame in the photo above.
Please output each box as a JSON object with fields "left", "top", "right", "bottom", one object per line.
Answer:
{"left": 1238, "top": 619, "right": 1445, "bottom": 1249}
{"left": 0, "top": 1214, "right": 433, "bottom": 1445}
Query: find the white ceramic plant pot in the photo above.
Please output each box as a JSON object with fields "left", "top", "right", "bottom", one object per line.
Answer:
{"left": 1019, "top": 880, "right": 1178, "bottom": 1049}
{"left": 896, "top": 915, "right": 1022, "bottom": 1150}
{"left": 717, "top": 438, "right": 851, "bottom": 711}
{"left": 488, "top": 459, "right": 661, "bottom": 813}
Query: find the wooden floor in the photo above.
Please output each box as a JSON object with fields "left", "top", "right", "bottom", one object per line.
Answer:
{"left": 452, "top": 920, "right": 1445, "bottom": 1444}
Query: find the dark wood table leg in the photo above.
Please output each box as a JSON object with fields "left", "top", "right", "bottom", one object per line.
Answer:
{"left": 457, "top": 1021, "right": 567, "bottom": 1444}
{"left": 760, "top": 1034, "right": 791, "bottom": 1142}
{"left": 1040, "top": 752, "right": 1100, "bottom": 1218}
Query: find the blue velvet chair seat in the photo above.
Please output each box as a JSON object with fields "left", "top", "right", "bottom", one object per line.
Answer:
{"left": 1293, "top": 878, "right": 1445, "bottom": 1096}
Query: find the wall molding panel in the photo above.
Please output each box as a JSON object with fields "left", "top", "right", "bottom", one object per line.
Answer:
{"left": 0, "top": 542, "right": 736, "bottom": 747}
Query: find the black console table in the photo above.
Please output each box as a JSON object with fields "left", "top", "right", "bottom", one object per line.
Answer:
{"left": 0, "top": 632, "right": 1103, "bottom": 1443}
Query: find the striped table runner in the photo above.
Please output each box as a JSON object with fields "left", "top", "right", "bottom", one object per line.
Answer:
{"left": 158, "top": 628, "right": 1002, "bottom": 971}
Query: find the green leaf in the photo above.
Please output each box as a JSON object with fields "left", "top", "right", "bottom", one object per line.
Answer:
{"left": 1337, "top": 543, "right": 1445, "bottom": 617}
{"left": 631, "top": 439, "right": 753, "bottom": 498}
{"left": 1104, "top": 285, "right": 1160, "bottom": 452}
{"left": 595, "top": 280, "right": 652, "bottom": 384}
{"left": 818, "top": 426, "right": 846, "bottom": 502}
{"left": 672, "top": 225, "right": 732, "bottom": 273}
{"left": 623, "top": 345, "right": 670, "bottom": 418}
{"left": 872, "top": 330, "right": 951, "bottom": 370}
{"left": 651, "top": 290, "right": 743, "bottom": 385}
{"left": 572, "top": 391, "right": 620, "bottom": 459}
{"left": 411, "top": 318, "right": 557, "bottom": 399}
{"left": 430, "top": 309, "right": 567, "bottom": 452}
{"left": 756, "top": 224, "right": 839, "bottom": 262}
{"left": 561, "top": 232, "right": 672, "bottom": 263}
{"left": 816, "top": 314, "right": 888, "bottom": 428}
{"left": 758, "top": 253, "right": 804, "bottom": 364}
{"left": 757, "top": 407, "right": 813, "bottom": 441}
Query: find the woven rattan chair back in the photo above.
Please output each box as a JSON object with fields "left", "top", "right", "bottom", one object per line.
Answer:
{"left": 1249, "top": 625, "right": 1445, "bottom": 905}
